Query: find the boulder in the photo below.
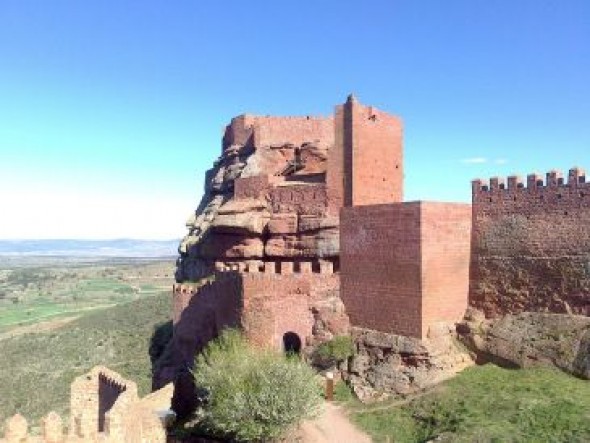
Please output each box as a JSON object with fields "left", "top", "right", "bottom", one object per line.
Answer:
{"left": 344, "top": 327, "right": 473, "bottom": 401}
{"left": 458, "top": 309, "right": 590, "bottom": 379}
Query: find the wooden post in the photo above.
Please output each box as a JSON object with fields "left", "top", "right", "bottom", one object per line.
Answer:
{"left": 325, "top": 372, "right": 334, "bottom": 401}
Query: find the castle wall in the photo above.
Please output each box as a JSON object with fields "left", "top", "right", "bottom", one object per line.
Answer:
{"left": 340, "top": 203, "right": 423, "bottom": 337}
{"left": 341, "top": 202, "right": 471, "bottom": 339}
{"left": 172, "top": 269, "right": 342, "bottom": 354}
{"left": 420, "top": 203, "right": 472, "bottom": 331}
{"left": 223, "top": 115, "right": 334, "bottom": 151}
{"left": 471, "top": 168, "right": 590, "bottom": 317}
{"left": 167, "top": 270, "right": 345, "bottom": 416}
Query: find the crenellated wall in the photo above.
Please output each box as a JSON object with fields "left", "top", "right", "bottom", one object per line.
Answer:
{"left": 471, "top": 167, "right": 590, "bottom": 317}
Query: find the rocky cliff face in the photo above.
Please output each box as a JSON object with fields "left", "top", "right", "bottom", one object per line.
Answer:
{"left": 175, "top": 114, "right": 338, "bottom": 282}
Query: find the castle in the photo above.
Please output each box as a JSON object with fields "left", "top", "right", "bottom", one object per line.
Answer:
{"left": 159, "top": 95, "right": 589, "bottom": 407}
{"left": 4, "top": 96, "right": 588, "bottom": 439}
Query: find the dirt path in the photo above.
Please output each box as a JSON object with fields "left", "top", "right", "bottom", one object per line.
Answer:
{"left": 298, "top": 402, "right": 372, "bottom": 443}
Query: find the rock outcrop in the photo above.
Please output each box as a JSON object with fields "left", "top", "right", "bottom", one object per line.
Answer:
{"left": 344, "top": 325, "right": 473, "bottom": 401}
{"left": 176, "top": 115, "right": 338, "bottom": 282}
{"left": 458, "top": 308, "right": 590, "bottom": 379}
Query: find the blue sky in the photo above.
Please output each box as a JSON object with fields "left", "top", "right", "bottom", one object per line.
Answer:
{"left": 0, "top": 1, "right": 588, "bottom": 239}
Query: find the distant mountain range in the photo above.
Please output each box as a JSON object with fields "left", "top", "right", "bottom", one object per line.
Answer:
{"left": 0, "top": 239, "right": 179, "bottom": 257}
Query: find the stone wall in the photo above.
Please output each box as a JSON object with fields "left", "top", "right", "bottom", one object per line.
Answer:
{"left": 223, "top": 114, "right": 334, "bottom": 151}
{"left": 1, "top": 367, "right": 173, "bottom": 443}
{"left": 341, "top": 202, "right": 471, "bottom": 339}
{"left": 268, "top": 184, "right": 327, "bottom": 215}
{"left": 161, "top": 270, "right": 348, "bottom": 416}
{"left": 471, "top": 167, "right": 590, "bottom": 317}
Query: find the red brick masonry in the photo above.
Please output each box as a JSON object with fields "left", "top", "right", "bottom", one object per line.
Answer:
{"left": 340, "top": 202, "right": 471, "bottom": 339}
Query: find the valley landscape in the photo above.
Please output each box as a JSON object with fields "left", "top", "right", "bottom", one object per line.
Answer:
{"left": 0, "top": 243, "right": 175, "bottom": 433}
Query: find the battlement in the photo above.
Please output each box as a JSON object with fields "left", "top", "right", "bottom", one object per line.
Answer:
{"left": 211, "top": 259, "right": 336, "bottom": 275}
{"left": 473, "top": 167, "right": 587, "bottom": 193}
{"left": 472, "top": 167, "right": 589, "bottom": 216}
{"left": 222, "top": 114, "right": 334, "bottom": 152}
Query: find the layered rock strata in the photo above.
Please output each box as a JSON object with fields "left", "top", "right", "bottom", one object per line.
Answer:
{"left": 176, "top": 114, "right": 338, "bottom": 282}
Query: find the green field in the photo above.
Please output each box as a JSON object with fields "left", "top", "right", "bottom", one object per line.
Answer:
{"left": 0, "top": 257, "right": 173, "bottom": 332}
{"left": 337, "top": 364, "right": 590, "bottom": 442}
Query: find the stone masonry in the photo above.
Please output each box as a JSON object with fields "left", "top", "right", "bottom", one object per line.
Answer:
{"left": 471, "top": 168, "right": 590, "bottom": 317}
{"left": 2, "top": 366, "right": 173, "bottom": 443}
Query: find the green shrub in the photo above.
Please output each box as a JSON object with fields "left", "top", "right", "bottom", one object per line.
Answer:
{"left": 192, "top": 329, "right": 322, "bottom": 442}
{"left": 313, "top": 335, "right": 354, "bottom": 368}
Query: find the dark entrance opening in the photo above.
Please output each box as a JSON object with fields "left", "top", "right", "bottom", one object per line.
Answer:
{"left": 283, "top": 331, "right": 302, "bottom": 355}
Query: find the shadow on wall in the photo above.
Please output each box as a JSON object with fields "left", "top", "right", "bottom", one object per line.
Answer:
{"left": 149, "top": 320, "right": 173, "bottom": 387}
{"left": 98, "top": 373, "right": 126, "bottom": 432}
{"left": 153, "top": 274, "right": 244, "bottom": 419}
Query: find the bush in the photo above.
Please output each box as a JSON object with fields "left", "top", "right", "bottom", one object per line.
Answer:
{"left": 192, "top": 329, "right": 322, "bottom": 442}
{"left": 313, "top": 335, "right": 354, "bottom": 369}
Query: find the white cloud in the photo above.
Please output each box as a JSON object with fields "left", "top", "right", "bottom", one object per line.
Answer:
{"left": 461, "top": 157, "right": 488, "bottom": 164}
{"left": 494, "top": 158, "right": 508, "bottom": 165}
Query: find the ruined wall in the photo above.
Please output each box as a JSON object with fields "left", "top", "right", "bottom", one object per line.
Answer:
{"left": 70, "top": 367, "right": 138, "bottom": 439}
{"left": 471, "top": 168, "right": 590, "bottom": 317}
{"left": 1, "top": 367, "right": 172, "bottom": 443}
{"left": 341, "top": 202, "right": 471, "bottom": 339}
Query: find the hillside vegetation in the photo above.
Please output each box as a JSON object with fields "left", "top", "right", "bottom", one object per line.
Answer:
{"left": 0, "top": 292, "right": 171, "bottom": 432}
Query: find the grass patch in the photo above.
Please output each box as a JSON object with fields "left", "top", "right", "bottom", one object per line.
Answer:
{"left": 345, "top": 364, "right": 590, "bottom": 442}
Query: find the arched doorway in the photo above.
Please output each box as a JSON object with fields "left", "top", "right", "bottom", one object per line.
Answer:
{"left": 282, "top": 331, "right": 302, "bottom": 355}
